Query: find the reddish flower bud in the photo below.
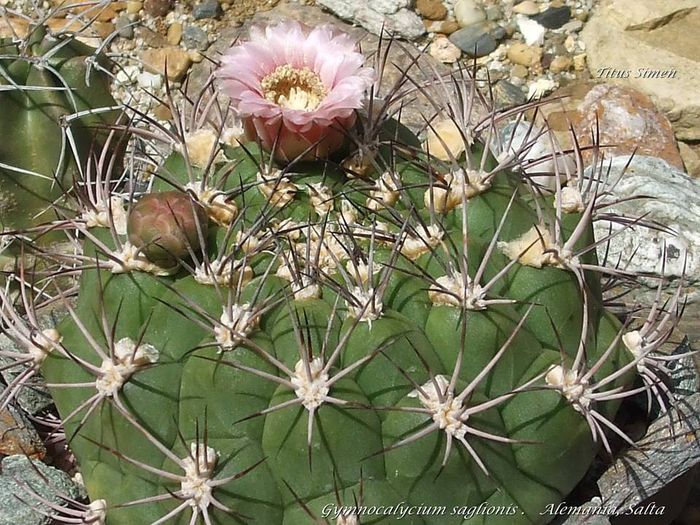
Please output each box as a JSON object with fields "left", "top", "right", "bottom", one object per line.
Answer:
{"left": 127, "top": 192, "right": 208, "bottom": 267}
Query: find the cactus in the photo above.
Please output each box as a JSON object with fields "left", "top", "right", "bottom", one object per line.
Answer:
{"left": 0, "top": 23, "right": 119, "bottom": 233}
{"left": 0, "top": 19, "right": 690, "bottom": 525}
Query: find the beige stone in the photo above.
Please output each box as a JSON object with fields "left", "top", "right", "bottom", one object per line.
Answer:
{"left": 610, "top": 0, "right": 698, "bottom": 30}
{"left": 424, "top": 119, "right": 466, "bottom": 161}
{"left": 126, "top": 1, "right": 143, "bottom": 14}
{"left": 512, "top": 1, "right": 539, "bottom": 16}
{"left": 572, "top": 53, "right": 586, "bottom": 71}
{"left": 507, "top": 42, "right": 541, "bottom": 67}
{"left": 142, "top": 46, "right": 192, "bottom": 81}
{"left": 581, "top": 1, "right": 700, "bottom": 140}
{"left": 167, "top": 21, "right": 182, "bottom": 45}
{"left": 429, "top": 35, "right": 462, "bottom": 64}
{"left": 511, "top": 64, "right": 528, "bottom": 78}
{"left": 549, "top": 55, "right": 572, "bottom": 73}
{"left": 679, "top": 141, "right": 700, "bottom": 178}
{"left": 417, "top": 0, "right": 448, "bottom": 21}
{"left": 424, "top": 18, "right": 460, "bottom": 35}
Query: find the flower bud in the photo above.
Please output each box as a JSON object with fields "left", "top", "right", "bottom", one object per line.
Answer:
{"left": 127, "top": 192, "right": 208, "bottom": 267}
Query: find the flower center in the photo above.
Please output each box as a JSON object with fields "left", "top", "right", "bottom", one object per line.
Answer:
{"left": 261, "top": 65, "right": 327, "bottom": 111}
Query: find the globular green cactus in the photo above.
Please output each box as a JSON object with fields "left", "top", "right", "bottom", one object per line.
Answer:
{"left": 0, "top": 24, "right": 118, "bottom": 232}
{"left": 0, "top": 20, "right": 688, "bottom": 525}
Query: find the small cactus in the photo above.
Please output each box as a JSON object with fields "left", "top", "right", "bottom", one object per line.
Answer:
{"left": 0, "top": 18, "right": 692, "bottom": 525}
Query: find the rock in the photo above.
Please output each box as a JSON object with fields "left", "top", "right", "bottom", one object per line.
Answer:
{"left": 153, "top": 103, "right": 173, "bottom": 121}
{"left": 137, "top": 71, "right": 163, "bottom": 90}
{"left": 549, "top": 55, "right": 572, "bottom": 73}
{"left": 530, "top": 6, "right": 571, "bottom": 29}
{"left": 560, "top": 19, "right": 583, "bottom": 33}
{"left": 193, "top": 0, "right": 222, "bottom": 20}
{"left": 493, "top": 79, "right": 527, "bottom": 107}
{"left": 588, "top": 156, "right": 700, "bottom": 282}
{"left": 510, "top": 64, "right": 528, "bottom": 79}
{"left": 449, "top": 24, "right": 498, "bottom": 57}
{"left": 679, "top": 142, "right": 700, "bottom": 178}
{"left": 115, "top": 14, "right": 134, "bottom": 39}
{"left": 315, "top": 0, "right": 426, "bottom": 40}
{"left": 453, "top": 0, "right": 486, "bottom": 28}
{"left": 416, "top": 0, "right": 447, "bottom": 21}
{"left": 0, "top": 406, "right": 45, "bottom": 459}
{"left": 534, "top": 83, "right": 684, "bottom": 170}
{"left": 484, "top": 5, "right": 501, "bottom": 22}
{"left": 516, "top": 14, "right": 545, "bottom": 46}
{"left": 424, "top": 18, "right": 460, "bottom": 34}
{"left": 507, "top": 42, "right": 541, "bottom": 67}
{"left": 0, "top": 455, "right": 84, "bottom": 525}
{"left": 597, "top": 393, "right": 700, "bottom": 513}
{"left": 143, "top": 0, "right": 170, "bottom": 17}
{"left": 581, "top": 0, "right": 700, "bottom": 141}
{"left": 429, "top": 35, "right": 461, "bottom": 63}
{"left": 183, "top": 24, "right": 209, "bottom": 50}
{"left": 126, "top": 0, "right": 142, "bottom": 14}
{"left": 424, "top": 119, "right": 466, "bottom": 161}
{"left": 141, "top": 46, "right": 192, "bottom": 81}
{"left": 136, "top": 26, "right": 168, "bottom": 47}
{"left": 167, "top": 21, "right": 182, "bottom": 45}
{"left": 513, "top": 1, "right": 539, "bottom": 16}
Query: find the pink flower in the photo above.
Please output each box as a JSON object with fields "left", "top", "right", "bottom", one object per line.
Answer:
{"left": 217, "top": 21, "right": 375, "bottom": 162}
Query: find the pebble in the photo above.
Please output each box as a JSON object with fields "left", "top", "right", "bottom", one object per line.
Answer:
{"left": 453, "top": 0, "right": 486, "bottom": 28}
{"left": 516, "top": 15, "right": 546, "bottom": 45}
{"left": 531, "top": 6, "right": 571, "bottom": 29}
{"left": 429, "top": 35, "right": 462, "bottom": 63}
{"left": 137, "top": 71, "right": 163, "bottom": 90}
{"left": 416, "top": 0, "right": 447, "bottom": 21}
{"left": 511, "top": 64, "right": 529, "bottom": 78}
{"left": 141, "top": 46, "right": 192, "bottom": 81}
{"left": 484, "top": 5, "right": 501, "bottom": 21}
{"left": 527, "top": 77, "right": 557, "bottom": 99}
{"left": 573, "top": 53, "right": 587, "bottom": 71}
{"left": 193, "top": 0, "right": 222, "bottom": 20}
{"left": 167, "top": 21, "right": 182, "bottom": 45}
{"left": 115, "top": 14, "right": 134, "bottom": 39}
{"left": 512, "top": 1, "right": 539, "bottom": 16}
{"left": 549, "top": 55, "right": 572, "bottom": 73}
{"left": 182, "top": 24, "right": 209, "bottom": 51}
{"left": 153, "top": 103, "right": 172, "bottom": 121}
{"left": 494, "top": 79, "right": 527, "bottom": 106}
{"left": 424, "top": 119, "right": 466, "bottom": 161}
{"left": 561, "top": 20, "right": 583, "bottom": 33}
{"left": 126, "top": 0, "right": 142, "bottom": 14}
{"left": 0, "top": 406, "right": 45, "bottom": 459}
{"left": 143, "top": 0, "right": 170, "bottom": 17}
{"left": 507, "top": 42, "right": 541, "bottom": 67}
{"left": 424, "top": 19, "right": 460, "bottom": 35}
{"left": 449, "top": 24, "right": 498, "bottom": 57}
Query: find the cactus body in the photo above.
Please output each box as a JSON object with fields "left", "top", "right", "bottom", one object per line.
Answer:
{"left": 0, "top": 27, "right": 117, "bottom": 231}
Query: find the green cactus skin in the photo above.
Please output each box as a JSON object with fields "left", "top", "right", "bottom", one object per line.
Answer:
{"left": 0, "top": 26, "right": 118, "bottom": 232}
{"left": 30, "top": 106, "right": 648, "bottom": 525}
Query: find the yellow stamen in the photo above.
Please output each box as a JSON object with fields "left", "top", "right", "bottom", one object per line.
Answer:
{"left": 261, "top": 65, "right": 327, "bottom": 111}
